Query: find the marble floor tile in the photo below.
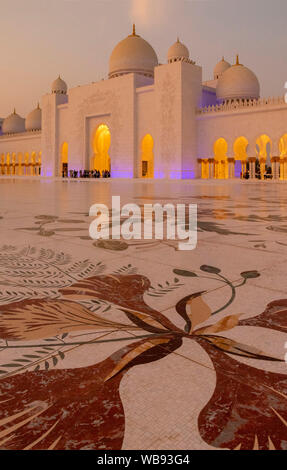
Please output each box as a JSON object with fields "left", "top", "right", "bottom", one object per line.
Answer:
{"left": 1, "top": 178, "right": 287, "bottom": 451}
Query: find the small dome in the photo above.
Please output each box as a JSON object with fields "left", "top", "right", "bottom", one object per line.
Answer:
{"left": 2, "top": 110, "right": 25, "bottom": 134}
{"left": 168, "top": 38, "right": 190, "bottom": 63}
{"left": 51, "top": 75, "right": 67, "bottom": 94}
{"left": 109, "top": 25, "right": 158, "bottom": 79}
{"left": 25, "top": 104, "right": 42, "bottom": 131}
{"left": 214, "top": 57, "right": 231, "bottom": 80}
{"left": 216, "top": 55, "right": 260, "bottom": 102}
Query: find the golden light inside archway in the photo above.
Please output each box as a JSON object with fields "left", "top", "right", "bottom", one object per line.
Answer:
{"left": 233, "top": 136, "right": 248, "bottom": 161}
{"left": 214, "top": 138, "right": 228, "bottom": 161}
{"left": 141, "top": 134, "right": 154, "bottom": 178}
{"left": 279, "top": 134, "right": 287, "bottom": 157}
{"left": 61, "top": 142, "right": 68, "bottom": 164}
{"left": 213, "top": 138, "right": 228, "bottom": 179}
{"left": 60, "top": 142, "right": 68, "bottom": 177}
{"left": 256, "top": 134, "right": 272, "bottom": 161}
{"left": 92, "top": 124, "right": 111, "bottom": 173}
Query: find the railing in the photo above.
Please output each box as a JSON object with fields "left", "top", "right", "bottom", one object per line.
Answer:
{"left": 197, "top": 96, "right": 286, "bottom": 115}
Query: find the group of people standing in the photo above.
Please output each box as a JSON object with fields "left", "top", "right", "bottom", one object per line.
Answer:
{"left": 67, "top": 169, "right": 111, "bottom": 178}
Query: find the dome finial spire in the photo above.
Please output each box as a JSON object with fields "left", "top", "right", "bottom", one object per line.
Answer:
{"left": 235, "top": 54, "right": 241, "bottom": 66}
{"left": 129, "top": 23, "right": 139, "bottom": 37}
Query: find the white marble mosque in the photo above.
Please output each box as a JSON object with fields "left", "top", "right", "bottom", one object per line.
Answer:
{"left": 2, "top": 26, "right": 287, "bottom": 451}
{"left": 0, "top": 25, "right": 287, "bottom": 180}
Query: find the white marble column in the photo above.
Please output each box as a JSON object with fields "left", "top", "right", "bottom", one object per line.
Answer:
{"left": 271, "top": 157, "right": 280, "bottom": 180}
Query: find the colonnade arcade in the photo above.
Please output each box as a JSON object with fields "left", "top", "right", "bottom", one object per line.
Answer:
{"left": 199, "top": 134, "right": 287, "bottom": 180}
{"left": 0, "top": 152, "right": 42, "bottom": 176}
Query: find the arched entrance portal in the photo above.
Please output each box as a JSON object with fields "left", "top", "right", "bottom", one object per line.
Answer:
{"left": 61, "top": 142, "right": 68, "bottom": 177}
{"left": 92, "top": 124, "right": 111, "bottom": 174}
{"left": 214, "top": 138, "right": 228, "bottom": 179}
{"left": 141, "top": 134, "right": 154, "bottom": 178}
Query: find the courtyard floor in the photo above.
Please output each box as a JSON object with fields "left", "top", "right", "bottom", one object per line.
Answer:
{"left": 0, "top": 178, "right": 287, "bottom": 450}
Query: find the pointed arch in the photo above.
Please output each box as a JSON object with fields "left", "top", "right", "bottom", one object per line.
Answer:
{"left": 256, "top": 134, "right": 272, "bottom": 161}
{"left": 233, "top": 136, "right": 248, "bottom": 161}
{"left": 256, "top": 134, "right": 272, "bottom": 179}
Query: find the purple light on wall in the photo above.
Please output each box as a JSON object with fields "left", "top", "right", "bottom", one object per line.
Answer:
{"left": 44, "top": 168, "right": 53, "bottom": 177}
{"left": 154, "top": 170, "right": 165, "bottom": 179}
{"left": 169, "top": 170, "right": 181, "bottom": 179}
{"left": 200, "top": 88, "right": 217, "bottom": 108}
{"left": 182, "top": 169, "right": 196, "bottom": 179}
{"left": 111, "top": 169, "right": 133, "bottom": 178}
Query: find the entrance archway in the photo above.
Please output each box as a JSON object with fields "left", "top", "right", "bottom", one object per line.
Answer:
{"left": 141, "top": 134, "right": 154, "bottom": 178}
{"left": 92, "top": 124, "right": 111, "bottom": 174}
{"left": 61, "top": 142, "right": 68, "bottom": 177}
{"left": 214, "top": 138, "right": 228, "bottom": 179}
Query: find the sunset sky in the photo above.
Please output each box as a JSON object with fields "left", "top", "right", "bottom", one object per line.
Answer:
{"left": 0, "top": 0, "right": 286, "bottom": 117}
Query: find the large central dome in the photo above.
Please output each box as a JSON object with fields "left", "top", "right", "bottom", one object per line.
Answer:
{"left": 109, "top": 25, "right": 158, "bottom": 79}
